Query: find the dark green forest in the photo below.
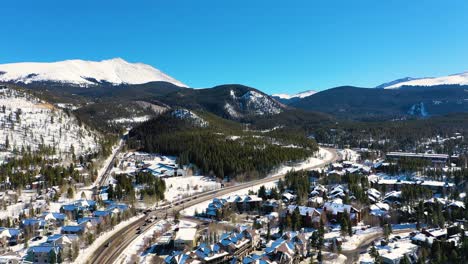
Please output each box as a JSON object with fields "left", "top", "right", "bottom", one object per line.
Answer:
{"left": 128, "top": 112, "right": 318, "bottom": 180}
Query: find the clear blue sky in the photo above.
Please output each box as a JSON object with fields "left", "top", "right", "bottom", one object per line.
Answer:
{"left": 2, "top": 0, "right": 468, "bottom": 94}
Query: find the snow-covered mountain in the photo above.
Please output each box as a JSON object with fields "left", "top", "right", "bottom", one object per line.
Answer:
{"left": 225, "top": 89, "right": 283, "bottom": 118}
{"left": 0, "top": 58, "right": 187, "bottom": 87}
{"left": 375, "top": 77, "right": 422, "bottom": 89}
{"left": 272, "top": 90, "right": 316, "bottom": 100}
{"left": 0, "top": 86, "right": 101, "bottom": 163}
{"left": 381, "top": 72, "right": 468, "bottom": 89}
{"left": 271, "top": 90, "right": 317, "bottom": 105}
{"left": 171, "top": 108, "right": 208, "bottom": 127}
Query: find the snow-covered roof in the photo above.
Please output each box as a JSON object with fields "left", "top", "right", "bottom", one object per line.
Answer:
{"left": 175, "top": 228, "right": 197, "bottom": 241}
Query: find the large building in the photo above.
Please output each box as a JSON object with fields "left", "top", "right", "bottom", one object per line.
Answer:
{"left": 385, "top": 152, "right": 456, "bottom": 165}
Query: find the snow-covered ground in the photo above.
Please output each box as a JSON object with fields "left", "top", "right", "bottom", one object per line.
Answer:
{"left": 340, "top": 227, "right": 382, "bottom": 251}
{"left": 0, "top": 88, "right": 100, "bottom": 162}
{"left": 268, "top": 147, "right": 333, "bottom": 177}
{"left": 111, "top": 115, "right": 151, "bottom": 124}
{"left": 339, "top": 148, "right": 360, "bottom": 162}
{"left": 164, "top": 176, "right": 220, "bottom": 202}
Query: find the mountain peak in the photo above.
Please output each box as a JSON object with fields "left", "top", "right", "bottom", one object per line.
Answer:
{"left": 0, "top": 58, "right": 187, "bottom": 87}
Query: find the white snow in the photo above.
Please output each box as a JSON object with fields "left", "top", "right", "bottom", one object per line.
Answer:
{"left": 171, "top": 109, "right": 208, "bottom": 127}
{"left": 111, "top": 115, "right": 151, "bottom": 124}
{"left": 272, "top": 90, "right": 317, "bottom": 99}
{"left": 340, "top": 227, "right": 382, "bottom": 251}
{"left": 0, "top": 58, "right": 187, "bottom": 87}
{"left": 385, "top": 71, "right": 468, "bottom": 89}
{"left": 240, "top": 90, "right": 282, "bottom": 115}
{"left": 164, "top": 176, "right": 220, "bottom": 201}
{"left": 268, "top": 148, "right": 333, "bottom": 177}
{"left": 339, "top": 149, "right": 360, "bottom": 162}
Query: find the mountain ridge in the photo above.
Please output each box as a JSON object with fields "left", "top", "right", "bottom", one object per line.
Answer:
{"left": 0, "top": 58, "right": 187, "bottom": 87}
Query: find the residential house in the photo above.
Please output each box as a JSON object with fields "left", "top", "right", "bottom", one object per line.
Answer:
{"left": 0, "top": 228, "right": 23, "bottom": 246}
{"left": 323, "top": 202, "right": 361, "bottom": 225}
{"left": 25, "top": 244, "right": 61, "bottom": 264}
{"left": 174, "top": 228, "right": 198, "bottom": 250}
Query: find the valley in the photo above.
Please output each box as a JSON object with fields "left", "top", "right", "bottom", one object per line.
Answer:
{"left": 0, "top": 59, "right": 466, "bottom": 264}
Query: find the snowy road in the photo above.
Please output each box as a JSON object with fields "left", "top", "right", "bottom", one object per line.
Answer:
{"left": 88, "top": 147, "right": 338, "bottom": 264}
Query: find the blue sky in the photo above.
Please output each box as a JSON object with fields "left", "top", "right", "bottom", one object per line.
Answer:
{"left": 1, "top": 0, "right": 468, "bottom": 94}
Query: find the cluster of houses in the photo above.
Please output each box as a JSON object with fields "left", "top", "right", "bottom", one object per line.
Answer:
{"left": 0, "top": 198, "right": 129, "bottom": 263}
{"left": 202, "top": 190, "right": 362, "bottom": 229}
{"left": 165, "top": 226, "right": 312, "bottom": 264}
{"left": 114, "top": 152, "right": 185, "bottom": 178}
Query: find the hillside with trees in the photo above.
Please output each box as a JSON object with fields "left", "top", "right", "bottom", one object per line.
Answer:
{"left": 128, "top": 111, "right": 318, "bottom": 180}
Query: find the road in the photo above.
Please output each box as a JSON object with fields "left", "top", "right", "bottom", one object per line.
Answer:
{"left": 342, "top": 228, "right": 415, "bottom": 264}
{"left": 96, "top": 134, "right": 127, "bottom": 188}
{"left": 88, "top": 148, "right": 339, "bottom": 264}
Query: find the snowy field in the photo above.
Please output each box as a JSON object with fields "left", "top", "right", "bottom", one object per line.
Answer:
{"left": 164, "top": 176, "right": 220, "bottom": 201}
{"left": 267, "top": 148, "right": 333, "bottom": 178}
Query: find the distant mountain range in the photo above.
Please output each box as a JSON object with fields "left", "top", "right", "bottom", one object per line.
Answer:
{"left": 0, "top": 58, "right": 187, "bottom": 87}
{"left": 2, "top": 58, "right": 468, "bottom": 122}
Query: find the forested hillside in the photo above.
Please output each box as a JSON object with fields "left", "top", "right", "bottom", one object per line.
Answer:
{"left": 128, "top": 110, "right": 318, "bottom": 180}
{"left": 311, "top": 113, "right": 468, "bottom": 154}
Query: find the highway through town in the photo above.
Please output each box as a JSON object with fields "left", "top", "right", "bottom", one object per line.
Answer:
{"left": 88, "top": 148, "right": 339, "bottom": 264}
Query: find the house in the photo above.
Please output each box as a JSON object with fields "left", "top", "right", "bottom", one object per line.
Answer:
{"left": 281, "top": 193, "right": 296, "bottom": 203}
{"left": 219, "top": 230, "right": 255, "bottom": 258}
{"left": 174, "top": 228, "right": 198, "bottom": 250}
{"left": 61, "top": 225, "right": 85, "bottom": 236}
{"left": 46, "top": 234, "right": 74, "bottom": 247}
{"left": 60, "top": 199, "right": 97, "bottom": 220}
{"left": 205, "top": 195, "right": 262, "bottom": 219}
{"left": 0, "top": 228, "right": 23, "bottom": 246}
{"left": 21, "top": 218, "right": 46, "bottom": 235}
{"left": 164, "top": 252, "right": 193, "bottom": 264}
{"left": 285, "top": 205, "right": 322, "bottom": 228}
{"left": 262, "top": 199, "right": 280, "bottom": 213}
{"left": 41, "top": 212, "right": 67, "bottom": 227}
{"left": 421, "top": 228, "right": 447, "bottom": 240}
{"left": 323, "top": 202, "right": 361, "bottom": 224}
{"left": 367, "top": 188, "right": 381, "bottom": 203}
{"left": 194, "top": 243, "right": 230, "bottom": 264}
{"left": 166, "top": 227, "right": 259, "bottom": 264}
{"left": 264, "top": 238, "right": 296, "bottom": 264}
{"left": 25, "top": 244, "right": 61, "bottom": 264}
